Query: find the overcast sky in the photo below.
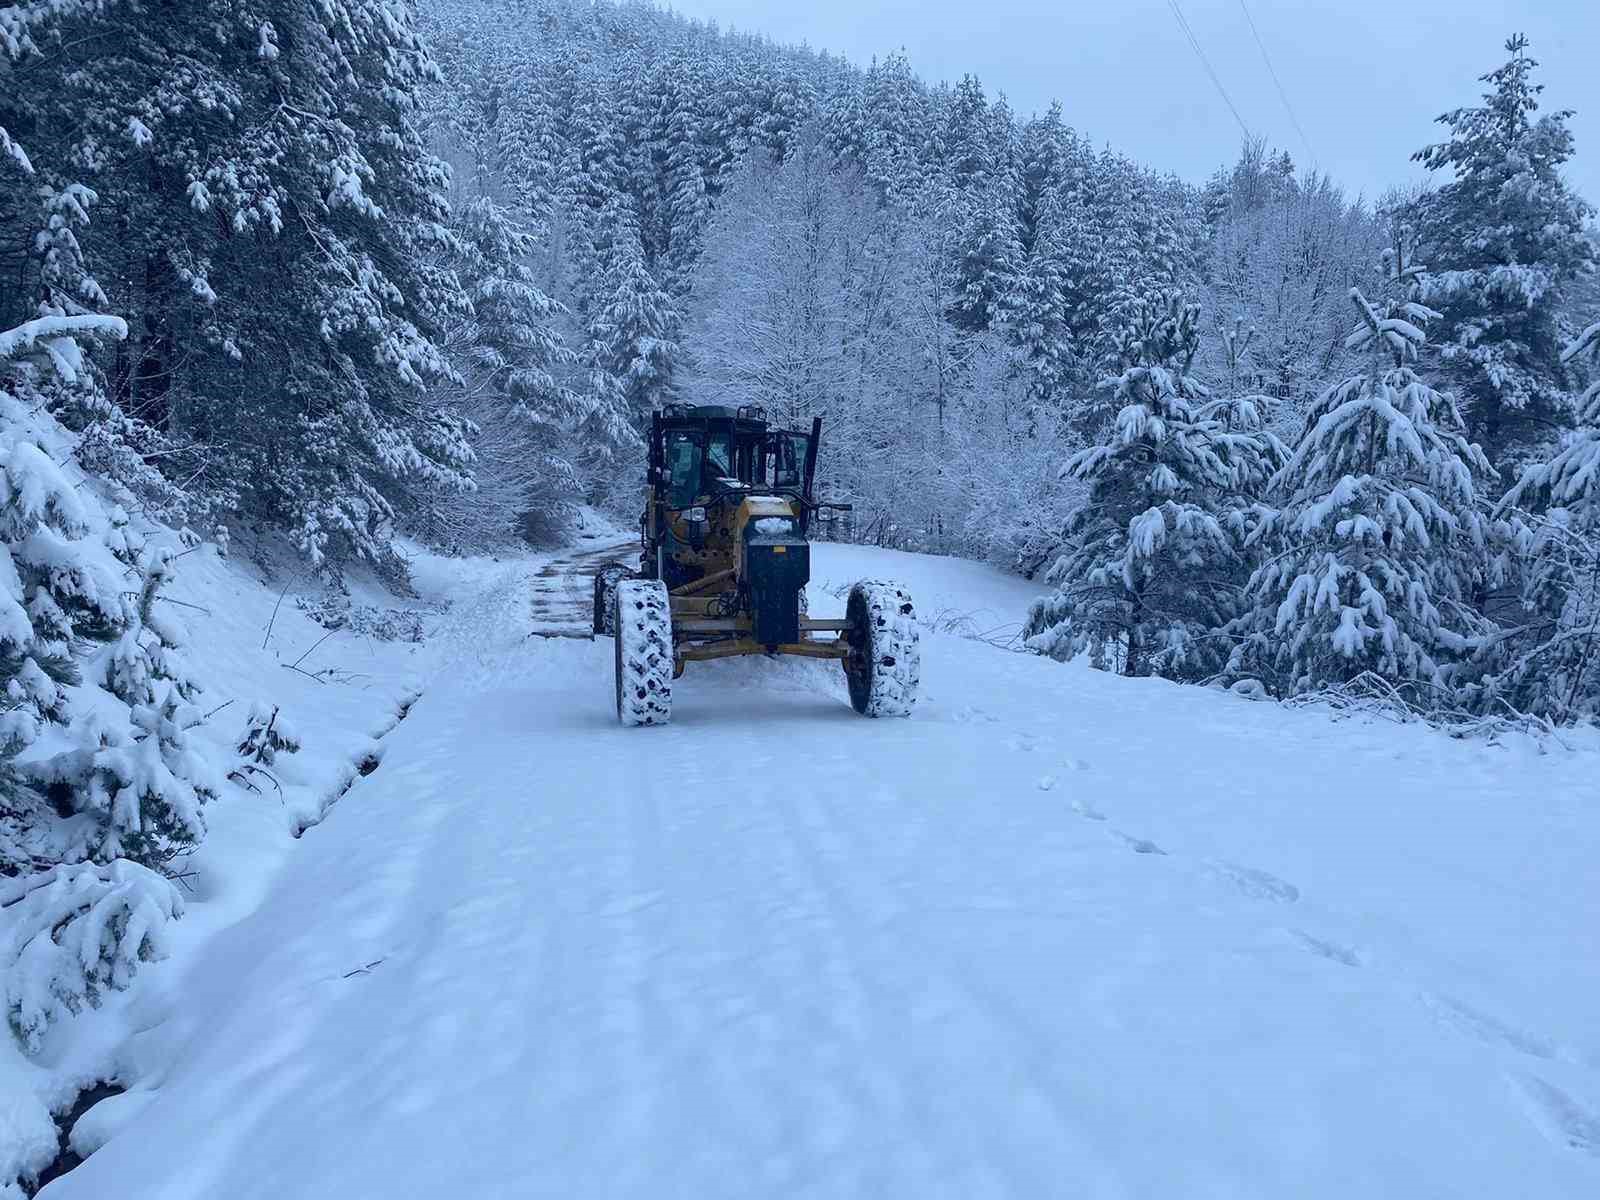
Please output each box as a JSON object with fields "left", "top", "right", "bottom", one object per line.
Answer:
{"left": 659, "top": 0, "right": 1597, "bottom": 208}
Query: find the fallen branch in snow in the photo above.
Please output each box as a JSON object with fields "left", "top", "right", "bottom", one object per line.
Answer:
{"left": 227, "top": 761, "right": 284, "bottom": 800}
{"left": 261, "top": 571, "right": 305, "bottom": 648}
{"left": 921, "top": 606, "right": 1029, "bottom": 652}
{"left": 1284, "top": 671, "right": 1570, "bottom": 748}
{"left": 288, "top": 629, "right": 337, "bottom": 670}
{"left": 280, "top": 662, "right": 327, "bottom": 685}
{"left": 122, "top": 590, "right": 211, "bottom": 616}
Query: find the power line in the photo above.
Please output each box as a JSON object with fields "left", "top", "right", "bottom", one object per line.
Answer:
{"left": 1164, "top": 0, "right": 1252, "bottom": 142}
{"left": 1237, "top": 0, "right": 1315, "bottom": 163}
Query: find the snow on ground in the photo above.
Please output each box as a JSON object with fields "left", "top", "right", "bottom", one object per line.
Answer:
{"left": 1, "top": 513, "right": 632, "bottom": 1194}
{"left": 31, "top": 541, "right": 1600, "bottom": 1198}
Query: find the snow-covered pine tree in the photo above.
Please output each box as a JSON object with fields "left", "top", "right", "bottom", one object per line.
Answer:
{"left": 1001, "top": 107, "right": 1075, "bottom": 410}
{"left": 48, "top": 546, "right": 216, "bottom": 869}
{"left": 1201, "top": 148, "right": 1383, "bottom": 439}
{"left": 1024, "top": 292, "right": 1279, "bottom": 678}
{"left": 6, "top": 0, "right": 480, "bottom": 578}
{"left": 1480, "top": 320, "right": 1600, "bottom": 720}
{"left": 583, "top": 211, "right": 680, "bottom": 429}
{"left": 0, "top": 89, "right": 127, "bottom": 868}
{"left": 1226, "top": 231, "right": 1497, "bottom": 701}
{"left": 1411, "top": 34, "right": 1597, "bottom": 474}
{"left": 0, "top": 345, "right": 190, "bottom": 1058}
{"left": 412, "top": 190, "right": 589, "bottom": 549}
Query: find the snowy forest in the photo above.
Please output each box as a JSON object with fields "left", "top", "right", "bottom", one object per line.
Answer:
{"left": 1, "top": 3, "right": 1599, "bottom": 1188}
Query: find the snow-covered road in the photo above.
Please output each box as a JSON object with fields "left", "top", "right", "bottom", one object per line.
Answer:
{"left": 43, "top": 544, "right": 1600, "bottom": 1198}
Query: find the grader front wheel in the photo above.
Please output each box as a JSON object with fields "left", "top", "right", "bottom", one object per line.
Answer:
{"left": 843, "top": 581, "right": 920, "bottom": 717}
{"left": 613, "top": 579, "right": 673, "bottom": 726}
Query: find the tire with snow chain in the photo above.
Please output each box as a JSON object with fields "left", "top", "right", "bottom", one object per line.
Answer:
{"left": 613, "top": 579, "right": 673, "bottom": 726}
{"left": 593, "top": 564, "right": 629, "bottom": 636}
{"left": 843, "top": 581, "right": 920, "bottom": 717}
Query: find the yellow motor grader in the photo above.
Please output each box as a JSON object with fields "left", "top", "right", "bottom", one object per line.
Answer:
{"left": 593, "top": 404, "right": 919, "bottom": 726}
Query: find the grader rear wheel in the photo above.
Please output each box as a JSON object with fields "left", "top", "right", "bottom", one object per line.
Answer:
{"left": 593, "top": 564, "right": 629, "bottom": 636}
{"left": 843, "top": 581, "right": 920, "bottom": 717}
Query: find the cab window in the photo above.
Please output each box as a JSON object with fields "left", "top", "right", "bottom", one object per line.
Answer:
{"left": 703, "top": 432, "right": 733, "bottom": 485}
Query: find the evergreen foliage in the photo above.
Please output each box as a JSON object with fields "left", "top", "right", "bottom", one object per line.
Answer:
{"left": 1227, "top": 234, "right": 1498, "bottom": 699}
{"left": 1024, "top": 293, "right": 1281, "bottom": 678}
{"left": 1483, "top": 321, "right": 1600, "bottom": 719}
{"left": 1411, "top": 35, "right": 1597, "bottom": 473}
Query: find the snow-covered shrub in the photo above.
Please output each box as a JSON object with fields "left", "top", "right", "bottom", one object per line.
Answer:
{"left": 1226, "top": 235, "right": 1497, "bottom": 700}
{"left": 229, "top": 703, "right": 302, "bottom": 796}
{"left": 295, "top": 594, "right": 433, "bottom": 643}
{"left": 38, "top": 548, "right": 219, "bottom": 868}
{"left": 1, "top": 860, "right": 182, "bottom": 1053}
{"left": 1024, "top": 293, "right": 1281, "bottom": 678}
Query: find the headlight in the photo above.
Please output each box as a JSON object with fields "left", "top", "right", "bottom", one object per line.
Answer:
{"left": 685, "top": 506, "right": 706, "bottom": 523}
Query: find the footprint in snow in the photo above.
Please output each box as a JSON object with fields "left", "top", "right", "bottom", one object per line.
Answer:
{"left": 1112, "top": 830, "right": 1165, "bottom": 855}
{"left": 1037, "top": 775, "right": 1057, "bottom": 792}
{"left": 596, "top": 891, "right": 665, "bottom": 919}
{"left": 950, "top": 705, "right": 999, "bottom": 725}
{"left": 1007, "top": 733, "right": 1038, "bottom": 752}
{"left": 1420, "top": 991, "right": 1559, "bottom": 1061}
{"left": 1287, "top": 928, "right": 1361, "bottom": 967}
{"left": 1511, "top": 1074, "right": 1600, "bottom": 1157}
{"left": 1207, "top": 860, "right": 1300, "bottom": 904}
{"left": 1069, "top": 797, "right": 1107, "bottom": 821}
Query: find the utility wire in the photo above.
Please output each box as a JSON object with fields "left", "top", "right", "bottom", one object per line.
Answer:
{"left": 1164, "top": 0, "right": 1251, "bottom": 141}
{"left": 1237, "top": 0, "right": 1315, "bottom": 162}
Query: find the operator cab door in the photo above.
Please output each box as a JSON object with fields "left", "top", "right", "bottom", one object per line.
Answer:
{"left": 765, "top": 431, "right": 812, "bottom": 489}
{"left": 765, "top": 420, "right": 821, "bottom": 529}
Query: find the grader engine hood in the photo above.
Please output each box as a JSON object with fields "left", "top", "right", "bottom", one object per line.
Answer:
{"left": 736, "top": 496, "right": 808, "bottom": 646}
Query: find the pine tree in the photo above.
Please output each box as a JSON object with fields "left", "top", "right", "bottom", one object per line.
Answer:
{"left": 1483, "top": 320, "right": 1600, "bottom": 719}
{"left": 582, "top": 204, "right": 677, "bottom": 435}
{"left": 1226, "top": 234, "right": 1497, "bottom": 700}
{"left": 1024, "top": 292, "right": 1280, "bottom": 678}
{"left": 416, "top": 193, "right": 587, "bottom": 548}
{"left": 1411, "top": 34, "right": 1597, "bottom": 472}
{"left": 5, "top": 0, "right": 482, "bottom": 577}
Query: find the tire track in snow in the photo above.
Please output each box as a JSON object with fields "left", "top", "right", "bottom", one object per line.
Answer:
{"left": 769, "top": 786, "right": 1105, "bottom": 1195}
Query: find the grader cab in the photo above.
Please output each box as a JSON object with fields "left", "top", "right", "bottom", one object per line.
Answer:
{"left": 593, "top": 404, "right": 919, "bottom": 727}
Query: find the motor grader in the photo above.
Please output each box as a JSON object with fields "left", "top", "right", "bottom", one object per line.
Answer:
{"left": 593, "top": 404, "right": 919, "bottom": 727}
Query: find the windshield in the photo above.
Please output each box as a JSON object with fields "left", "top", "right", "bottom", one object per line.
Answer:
{"left": 666, "top": 433, "right": 702, "bottom": 508}
{"left": 665, "top": 429, "right": 741, "bottom": 508}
